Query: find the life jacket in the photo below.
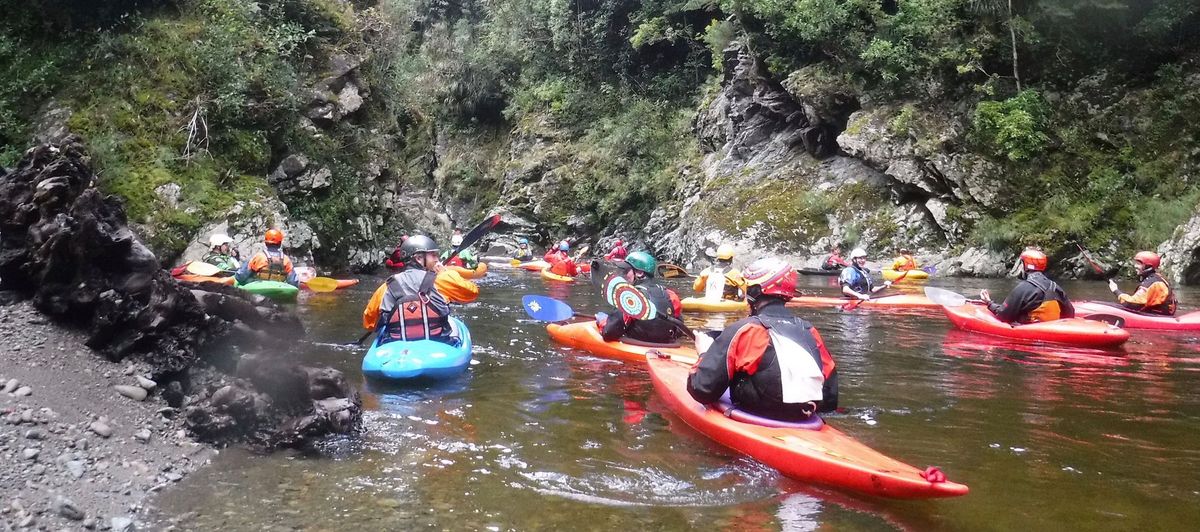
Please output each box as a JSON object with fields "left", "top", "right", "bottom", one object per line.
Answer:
{"left": 515, "top": 247, "right": 533, "bottom": 260}
{"left": 202, "top": 252, "right": 238, "bottom": 272}
{"left": 752, "top": 316, "right": 831, "bottom": 405}
{"left": 1134, "top": 272, "right": 1177, "bottom": 315}
{"left": 379, "top": 271, "right": 451, "bottom": 342}
{"left": 255, "top": 249, "right": 289, "bottom": 282}
{"left": 823, "top": 254, "right": 846, "bottom": 269}
{"left": 550, "top": 259, "right": 577, "bottom": 277}
{"left": 840, "top": 266, "right": 872, "bottom": 294}
{"left": 704, "top": 266, "right": 727, "bottom": 301}
{"left": 1022, "top": 275, "right": 1063, "bottom": 323}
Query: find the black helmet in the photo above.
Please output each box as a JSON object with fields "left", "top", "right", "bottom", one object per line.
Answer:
{"left": 399, "top": 235, "right": 439, "bottom": 264}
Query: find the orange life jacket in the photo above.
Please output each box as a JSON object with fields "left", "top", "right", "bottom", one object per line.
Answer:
{"left": 381, "top": 272, "right": 450, "bottom": 342}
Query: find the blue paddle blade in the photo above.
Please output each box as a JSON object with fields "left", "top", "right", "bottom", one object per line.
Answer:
{"left": 923, "top": 265, "right": 937, "bottom": 274}
{"left": 522, "top": 295, "right": 574, "bottom": 322}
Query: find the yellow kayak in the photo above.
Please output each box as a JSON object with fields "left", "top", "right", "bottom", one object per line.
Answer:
{"left": 447, "top": 263, "right": 488, "bottom": 279}
{"left": 680, "top": 297, "right": 749, "bottom": 313}
{"left": 882, "top": 269, "right": 929, "bottom": 281}
{"left": 540, "top": 268, "right": 575, "bottom": 283}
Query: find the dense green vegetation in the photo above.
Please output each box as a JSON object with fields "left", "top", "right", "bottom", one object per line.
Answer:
{"left": 1, "top": 0, "right": 1198, "bottom": 265}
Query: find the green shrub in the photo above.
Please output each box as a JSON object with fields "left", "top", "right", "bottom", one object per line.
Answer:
{"left": 971, "top": 90, "right": 1050, "bottom": 161}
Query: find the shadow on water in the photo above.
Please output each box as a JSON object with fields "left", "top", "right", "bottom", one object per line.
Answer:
{"left": 148, "top": 268, "right": 1200, "bottom": 530}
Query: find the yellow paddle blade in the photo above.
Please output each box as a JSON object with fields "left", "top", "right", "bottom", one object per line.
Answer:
{"left": 304, "top": 276, "right": 339, "bottom": 292}
{"left": 185, "top": 261, "right": 222, "bottom": 276}
{"left": 510, "top": 258, "right": 521, "bottom": 266}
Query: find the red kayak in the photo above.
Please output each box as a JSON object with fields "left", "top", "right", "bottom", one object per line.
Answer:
{"left": 546, "top": 321, "right": 697, "bottom": 364}
{"left": 787, "top": 294, "right": 939, "bottom": 310}
{"left": 1074, "top": 301, "right": 1200, "bottom": 331}
{"left": 647, "top": 357, "right": 969, "bottom": 499}
{"left": 941, "top": 303, "right": 1129, "bottom": 348}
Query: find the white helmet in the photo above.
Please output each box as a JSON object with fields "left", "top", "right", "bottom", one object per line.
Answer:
{"left": 209, "top": 234, "right": 234, "bottom": 248}
{"left": 849, "top": 248, "right": 868, "bottom": 259}
{"left": 450, "top": 234, "right": 464, "bottom": 246}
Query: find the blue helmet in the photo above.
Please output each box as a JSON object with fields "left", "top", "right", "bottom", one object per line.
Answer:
{"left": 558, "top": 241, "right": 569, "bottom": 251}
{"left": 519, "top": 238, "right": 529, "bottom": 245}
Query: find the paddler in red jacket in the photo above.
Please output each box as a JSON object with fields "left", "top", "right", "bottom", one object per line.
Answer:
{"left": 822, "top": 245, "right": 849, "bottom": 270}
{"left": 1107, "top": 251, "right": 1177, "bottom": 315}
{"left": 981, "top": 249, "right": 1074, "bottom": 323}
{"left": 544, "top": 240, "right": 578, "bottom": 276}
{"left": 604, "top": 239, "right": 628, "bottom": 261}
{"left": 688, "top": 257, "right": 838, "bottom": 421}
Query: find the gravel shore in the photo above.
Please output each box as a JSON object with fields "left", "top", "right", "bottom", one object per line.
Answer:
{"left": 0, "top": 300, "right": 215, "bottom": 531}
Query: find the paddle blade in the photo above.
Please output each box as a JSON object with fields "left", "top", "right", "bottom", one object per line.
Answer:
{"left": 522, "top": 295, "right": 575, "bottom": 322}
{"left": 840, "top": 299, "right": 864, "bottom": 312}
{"left": 924, "top": 287, "right": 968, "bottom": 307}
{"left": 445, "top": 214, "right": 503, "bottom": 264}
{"left": 922, "top": 265, "right": 937, "bottom": 274}
{"left": 1082, "top": 314, "right": 1125, "bottom": 328}
{"left": 185, "top": 261, "right": 222, "bottom": 276}
{"left": 304, "top": 276, "right": 339, "bottom": 292}
{"left": 510, "top": 258, "right": 520, "bottom": 266}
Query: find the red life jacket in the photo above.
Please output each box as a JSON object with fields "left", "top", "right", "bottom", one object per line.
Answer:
{"left": 381, "top": 272, "right": 450, "bottom": 342}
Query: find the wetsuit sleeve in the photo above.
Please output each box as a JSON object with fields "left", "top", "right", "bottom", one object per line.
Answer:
{"left": 284, "top": 257, "right": 298, "bottom": 287}
{"left": 1057, "top": 288, "right": 1075, "bottom": 318}
{"left": 1119, "top": 281, "right": 1168, "bottom": 308}
{"left": 989, "top": 283, "right": 1035, "bottom": 324}
{"left": 600, "top": 313, "right": 627, "bottom": 341}
{"left": 234, "top": 253, "right": 257, "bottom": 284}
{"left": 362, "top": 284, "right": 387, "bottom": 330}
{"left": 687, "top": 324, "right": 744, "bottom": 404}
{"left": 435, "top": 269, "right": 479, "bottom": 303}
{"left": 692, "top": 271, "right": 708, "bottom": 293}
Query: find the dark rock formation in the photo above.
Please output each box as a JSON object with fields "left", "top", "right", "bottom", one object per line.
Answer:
{"left": 0, "top": 138, "right": 361, "bottom": 449}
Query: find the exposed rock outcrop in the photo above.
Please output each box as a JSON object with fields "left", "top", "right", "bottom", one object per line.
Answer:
{"left": 1158, "top": 207, "right": 1200, "bottom": 285}
{"left": 0, "top": 138, "right": 360, "bottom": 449}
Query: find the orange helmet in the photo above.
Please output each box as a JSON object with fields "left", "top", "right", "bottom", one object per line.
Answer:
{"left": 264, "top": 229, "right": 284, "bottom": 246}
{"left": 1019, "top": 249, "right": 1048, "bottom": 271}
{"left": 1134, "top": 251, "right": 1161, "bottom": 269}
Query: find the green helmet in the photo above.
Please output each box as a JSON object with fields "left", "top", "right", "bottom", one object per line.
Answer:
{"left": 623, "top": 251, "right": 656, "bottom": 275}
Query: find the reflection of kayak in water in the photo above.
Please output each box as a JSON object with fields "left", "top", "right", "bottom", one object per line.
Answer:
{"left": 940, "top": 329, "right": 1131, "bottom": 368}
{"left": 646, "top": 356, "right": 968, "bottom": 499}
{"left": 796, "top": 268, "right": 841, "bottom": 276}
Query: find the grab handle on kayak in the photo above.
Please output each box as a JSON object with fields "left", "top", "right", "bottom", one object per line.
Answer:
{"left": 920, "top": 466, "right": 947, "bottom": 483}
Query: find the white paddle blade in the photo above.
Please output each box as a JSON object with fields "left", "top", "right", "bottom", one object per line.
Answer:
{"left": 924, "top": 286, "right": 968, "bottom": 307}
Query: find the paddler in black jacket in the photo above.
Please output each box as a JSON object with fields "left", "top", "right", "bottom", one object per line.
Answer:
{"left": 980, "top": 249, "right": 1074, "bottom": 323}
{"left": 600, "top": 251, "right": 690, "bottom": 344}
{"left": 688, "top": 258, "right": 838, "bottom": 421}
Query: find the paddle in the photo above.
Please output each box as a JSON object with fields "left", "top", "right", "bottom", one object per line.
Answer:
{"left": 923, "top": 287, "right": 1126, "bottom": 327}
{"left": 842, "top": 270, "right": 908, "bottom": 311}
{"left": 522, "top": 295, "right": 594, "bottom": 322}
{"left": 442, "top": 214, "right": 502, "bottom": 266}
{"left": 185, "top": 261, "right": 227, "bottom": 276}
{"left": 303, "top": 277, "right": 339, "bottom": 292}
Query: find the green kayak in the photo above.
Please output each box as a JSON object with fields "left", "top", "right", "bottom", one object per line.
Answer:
{"left": 237, "top": 280, "right": 300, "bottom": 302}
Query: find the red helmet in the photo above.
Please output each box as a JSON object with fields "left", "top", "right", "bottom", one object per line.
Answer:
{"left": 1019, "top": 249, "right": 1047, "bottom": 271}
{"left": 743, "top": 258, "right": 797, "bottom": 299}
{"left": 1134, "top": 251, "right": 1161, "bottom": 269}
{"left": 264, "top": 229, "right": 284, "bottom": 246}
{"left": 613, "top": 239, "right": 623, "bottom": 246}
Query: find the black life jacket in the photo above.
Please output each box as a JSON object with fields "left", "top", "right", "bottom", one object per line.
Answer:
{"left": 380, "top": 271, "right": 450, "bottom": 342}
{"left": 1134, "top": 272, "right": 1177, "bottom": 315}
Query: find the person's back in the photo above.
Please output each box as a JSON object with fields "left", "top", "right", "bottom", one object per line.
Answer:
{"left": 891, "top": 250, "right": 918, "bottom": 271}
{"left": 982, "top": 250, "right": 1074, "bottom": 323}
{"left": 605, "top": 240, "right": 628, "bottom": 261}
{"left": 363, "top": 235, "right": 461, "bottom": 344}
{"left": 688, "top": 258, "right": 837, "bottom": 421}
{"left": 236, "top": 229, "right": 297, "bottom": 286}
{"left": 692, "top": 245, "right": 744, "bottom": 301}
{"left": 600, "top": 252, "right": 689, "bottom": 344}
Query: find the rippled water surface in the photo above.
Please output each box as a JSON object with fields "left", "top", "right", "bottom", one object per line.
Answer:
{"left": 153, "top": 268, "right": 1200, "bottom": 530}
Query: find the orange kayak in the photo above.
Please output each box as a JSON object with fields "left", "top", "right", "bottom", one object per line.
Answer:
{"left": 175, "top": 274, "right": 235, "bottom": 286}
{"left": 519, "top": 260, "right": 550, "bottom": 271}
{"left": 647, "top": 357, "right": 968, "bottom": 499}
{"left": 546, "top": 321, "right": 697, "bottom": 364}
{"left": 787, "top": 294, "right": 939, "bottom": 309}
{"left": 448, "top": 263, "right": 488, "bottom": 279}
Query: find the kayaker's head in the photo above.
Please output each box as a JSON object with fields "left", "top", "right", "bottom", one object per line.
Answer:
{"left": 518, "top": 238, "right": 529, "bottom": 249}
{"left": 715, "top": 244, "right": 735, "bottom": 265}
{"left": 743, "top": 257, "right": 798, "bottom": 310}
{"left": 399, "top": 235, "right": 440, "bottom": 271}
{"left": 1018, "top": 248, "right": 1048, "bottom": 279}
{"left": 451, "top": 233, "right": 464, "bottom": 247}
{"left": 264, "top": 229, "right": 284, "bottom": 249}
{"left": 849, "top": 248, "right": 868, "bottom": 269}
{"left": 830, "top": 244, "right": 842, "bottom": 255}
{"left": 613, "top": 239, "right": 623, "bottom": 247}
{"left": 558, "top": 241, "right": 570, "bottom": 252}
{"left": 899, "top": 248, "right": 912, "bottom": 257}
{"left": 209, "top": 234, "right": 234, "bottom": 255}
{"left": 619, "top": 251, "right": 656, "bottom": 283}
{"left": 1133, "top": 251, "right": 1161, "bottom": 278}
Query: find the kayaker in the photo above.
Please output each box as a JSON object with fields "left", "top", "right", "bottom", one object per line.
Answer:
{"left": 890, "top": 249, "right": 919, "bottom": 272}
{"left": 544, "top": 241, "right": 579, "bottom": 277}
{"left": 600, "top": 251, "right": 690, "bottom": 344}
{"left": 840, "top": 248, "right": 891, "bottom": 300}
{"left": 514, "top": 238, "right": 534, "bottom": 261}
{"left": 822, "top": 245, "right": 849, "bottom": 271}
{"left": 362, "top": 235, "right": 476, "bottom": 345}
{"left": 236, "top": 229, "right": 298, "bottom": 286}
{"left": 604, "top": 239, "right": 628, "bottom": 261}
{"left": 385, "top": 235, "right": 409, "bottom": 269}
{"left": 202, "top": 234, "right": 241, "bottom": 273}
{"left": 1107, "top": 251, "right": 1176, "bottom": 315}
{"left": 692, "top": 244, "right": 745, "bottom": 301}
{"left": 441, "top": 233, "right": 479, "bottom": 269}
{"left": 687, "top": 257, "right": 838, "bottom": 421}
{"left": 980, "top": 249, "right": 1074, "bottom": 323}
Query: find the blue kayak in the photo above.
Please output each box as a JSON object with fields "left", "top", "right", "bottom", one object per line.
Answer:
{"left": 361, "top": 317, "right": 473, "bottom": 380}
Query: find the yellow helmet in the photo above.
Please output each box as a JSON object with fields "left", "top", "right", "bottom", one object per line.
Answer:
{"left": 716, "top": 244, "right": 735, "bottom": 261}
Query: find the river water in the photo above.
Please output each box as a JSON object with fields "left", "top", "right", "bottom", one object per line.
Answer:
{"left": 152, "top": 266, "right": 1200, "bottom": 530}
